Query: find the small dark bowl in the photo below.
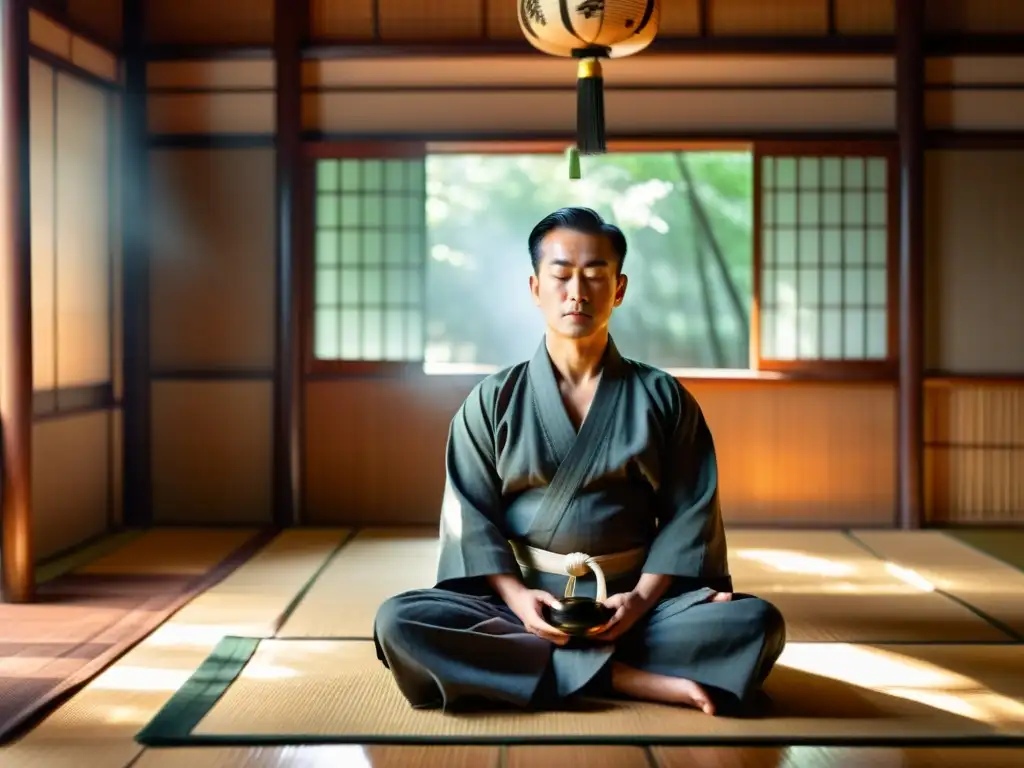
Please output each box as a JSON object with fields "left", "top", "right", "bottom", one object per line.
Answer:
{"left": 544, "top": 596, "right": 613, "bottom": 636}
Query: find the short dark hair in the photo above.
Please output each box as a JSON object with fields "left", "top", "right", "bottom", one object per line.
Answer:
{"left": 527, "top": 206, "right": 627, "bottom": 273}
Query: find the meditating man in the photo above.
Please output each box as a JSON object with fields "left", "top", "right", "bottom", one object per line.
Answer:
{"left": 374, "top": 206, "right": 786, "bottom": 716}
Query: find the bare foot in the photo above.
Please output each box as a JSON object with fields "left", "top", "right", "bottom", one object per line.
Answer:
{"left": 610, "top": 662, "right": 716, "bottom": 715}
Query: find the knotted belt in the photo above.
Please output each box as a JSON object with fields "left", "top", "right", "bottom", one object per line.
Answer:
{"left": 508, "top": 541, "right": 647, "bottom": 603}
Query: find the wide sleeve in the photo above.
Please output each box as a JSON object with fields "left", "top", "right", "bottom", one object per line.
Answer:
{"left": 434, "top": 381, "right": 521, "bottom": 591}
{"left": 641, "top": 381, "right": 733, "bottom": 592}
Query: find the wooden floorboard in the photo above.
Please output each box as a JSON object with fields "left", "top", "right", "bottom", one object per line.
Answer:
{"left": 128, "top": 744, "right": 1024, "bottom": 767}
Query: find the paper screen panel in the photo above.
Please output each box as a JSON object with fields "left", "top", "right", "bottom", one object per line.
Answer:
{"left": 54, "top": 72, "right": 111, "bottom": 387}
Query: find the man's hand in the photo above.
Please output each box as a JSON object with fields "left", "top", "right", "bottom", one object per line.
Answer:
{"left": 586, "top": 572, "right": 670, "bottom": 642}
{"left": 590, "top": 587, "right": 733, "bottom": 642}
{"left": 487, "top": 573, "right": 569, "bottom": 646}
{"left": 505, "top": 588, "right": 571, "bottom": 645}
{"left": 588, "top": 590, "right": 653, "bottom": 642}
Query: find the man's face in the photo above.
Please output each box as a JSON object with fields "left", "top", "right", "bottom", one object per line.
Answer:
{"left": 529, "top": 227, "right": 627, "bottom": 339}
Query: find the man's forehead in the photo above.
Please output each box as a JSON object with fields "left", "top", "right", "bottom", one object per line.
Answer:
{"left": 541, "top": 229, "right": 611, "bottom": 258}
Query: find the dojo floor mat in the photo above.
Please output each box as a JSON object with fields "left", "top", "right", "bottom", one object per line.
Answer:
{"left": 276, "top": 528, "right": 439, "bottom": 638}
{"left": 0, "top": 527, "right": 274, "bottom": 744}
{"left": 76, "top": 528, "right": 264, "bottom": 576}
{"left": 136, "top": 636, "right": 1024, "bottom": 747}
{"left": 851, "top": 530, "right": 1024, "bottom": 639}
{"left": 274, "top": 528, "right": 1010, "bottom": 643}
{"left": 948, "top": 530, "right": 1024, "bottom": 572}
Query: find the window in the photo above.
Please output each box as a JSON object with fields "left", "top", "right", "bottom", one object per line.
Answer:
{"left": 424, "top": 149, "right": 753, "bottom": 372}
{"left": 756, "top": 144, "right": 895, "bottom": 368}
{"left": 311, "top": 154, "right": 426, "bottom": 364}
{"left": 307, "top": 141, "right": 898, "bottom": 378}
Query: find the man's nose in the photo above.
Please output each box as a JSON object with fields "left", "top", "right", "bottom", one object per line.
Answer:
{"left": 566, "top": 274, "right": 587, "bottom": 301}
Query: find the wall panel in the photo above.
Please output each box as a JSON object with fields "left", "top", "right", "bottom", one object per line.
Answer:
{"left": 29, "top": 9, "right": 72, "bottom": 58}
{"left": 147, "top": 147, "right": 275, "bottom": 525}
{"left": 26, "top": 29, "right": 122, "bottom": 562}
{"left": 651, "top": 0, "right": 702, "bottom": 36}
{"left": 145, "top": 0, "right": 274, "bottom": 45}
{"left": 926, "top": 0, "right": 1024, "bottom": 33}
{"left": 55, "top": 71, "right": 111, "bottom": 386}
{"left": 111, "top": 407, "right": 123, "bottom": 527}
{"left": 304, "top": 89, "right": 894, "bottom": 135}
{"left": 30, "top": 59, "right": 56, "bottom": 391}
{"left": 303, "top": 55, "right": 895, "bottom": 89}
{"left": 150, "top": 381, "right": 273, "bottom": 524}
{"left": 110, "top": 92, "right": 124, "bottom": 400}
{"left": 926, "top": 92, "right": 1024, "bottom": 132}
{"left": 709, "top": 0, "right": 829, "bottom": 36}
{"left": 68, "top": 0, "right": 124, "bottom": 48}
{"left": 298, "top": 53, "right": 894, "bottom": 136}
{"left": 378, "top": 0, "right": 483, "bottom": 40}
{"left": 925, "top": 382, "right": 1024, "bottom": 524}
{"left": 308, "top": 0, "right": 704, "bottom": 41}
{"left": 147, "top": 93, "right": 275, "bottom": 135}
{"left": 28, "top": 9, "right": 118, "bottom": 83}
{"left": 927, "top": 56, "right": 1024, "bottom": 86}
{"left": 835, "top": 0, "right": 894, "bottom": 34}
{"left": 310, "top": 0, "right": 375, "bottom": 41}
{"left": 147, "top": 60, "right": 275, "bottom": 90}
{"left": 33, "top": 413, "right": 111, "bottom": 560}
{"left": 148, "top": 148, "right": 276, "bottom": 371}
{"left": 924, "top": 151, "right": 1024, "bottom": 374}
{"left": 29, "top": 59, "right": 115, "bottom": 394}
{"left": 923, "top": 148, "right": 1024, "bottom": 525}
{"left": 305, "top": 378, "right": 896, "bottom": 527}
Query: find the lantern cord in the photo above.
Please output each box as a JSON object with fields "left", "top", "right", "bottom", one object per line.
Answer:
{"left": 576, "top": 57, "right": 605, "bottom": 155}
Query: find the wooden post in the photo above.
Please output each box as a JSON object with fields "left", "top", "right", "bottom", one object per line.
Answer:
{"left": 0, "top": 0, "right": 35, "bottom": 602}
{"left": 896, "top": 0, "right": 925, "bottom": 529}
{"left": 272, "top": 0, "right": 307, "bottom": 526}
{"left": 121, "top": 0, "right": 151, "bottom": 526}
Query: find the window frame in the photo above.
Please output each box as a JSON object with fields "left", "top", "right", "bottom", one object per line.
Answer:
{"left": 752, "top": 140, "right": 901, "bottom": 380}
{"left": 302, "top": 140, "right": 428, "bottom": 379}
{"left": 303, "top": 138, "right": 900, "bottom": 381}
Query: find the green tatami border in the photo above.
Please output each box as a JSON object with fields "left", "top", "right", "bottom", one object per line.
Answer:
{"left": 136, "top": 635, "right": 260, "bottom": 745}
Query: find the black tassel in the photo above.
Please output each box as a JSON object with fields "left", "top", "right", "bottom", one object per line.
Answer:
{"left": 576, "top": 57, "right": 606, "bottom": 155}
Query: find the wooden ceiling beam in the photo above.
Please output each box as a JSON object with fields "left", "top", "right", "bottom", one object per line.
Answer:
{"left": 139, "top": 33, "right": 1024, "bottom": 62}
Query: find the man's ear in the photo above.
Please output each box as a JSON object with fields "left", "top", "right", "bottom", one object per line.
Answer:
{"left": 529, "top": 273, "right": 542, "bottom": 306}
{"left": 614, "top": 273, "right": 628, "bottom": 306}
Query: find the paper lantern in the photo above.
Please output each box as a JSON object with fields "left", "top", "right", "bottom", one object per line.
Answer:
{"left": 518, "top": 0, "right": 660, "bottom": 167}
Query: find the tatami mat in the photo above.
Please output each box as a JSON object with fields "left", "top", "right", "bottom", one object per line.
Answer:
{"left": 278, "top": 528, "right": 1007, "bottom": 643}
{"left": 948, "top": 530, "right": 1024, "bottom": 572}
{"left": 140, "top": 636, "right": 1024, "bottom": 745}
{"left": 36, "top": 531, "right": 144, "bottom": 583}
{"left": 0, "top": 530, "right": 348, "bottom": 768}
{"left": 852, "top": 530, "right": 1024, "bottom": 639}
{"left": 76, "top": 528, "right": 260, "bottom": 576}
{"left": 277, "top": 528, "right": 438, "bottom": 638}
{"left": 724, "top": 530, "right": 1010, "bottom": 641}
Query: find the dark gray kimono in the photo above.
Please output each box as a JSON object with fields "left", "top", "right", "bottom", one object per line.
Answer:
{"left": 374, "top": 338, "right": 785, "bottom": 713}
